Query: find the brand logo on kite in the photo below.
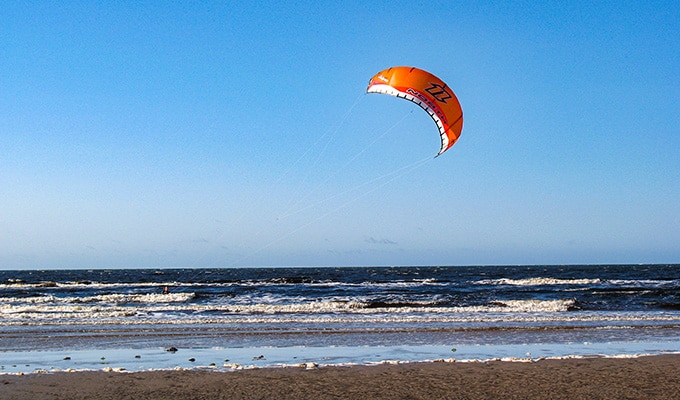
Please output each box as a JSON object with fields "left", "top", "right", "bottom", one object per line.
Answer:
{"left": 406, "top": 88, "right": 447, "bottom": 123}
{"left": 425, "top": 83, "right": 452, "bottom": 103}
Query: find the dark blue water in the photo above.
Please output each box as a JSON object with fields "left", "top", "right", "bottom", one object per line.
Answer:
{"left": 2, "top": 264, "right": 679, "bottom": 312}
{"left": 1, "top": 265, "right": 679, "bottom": 351}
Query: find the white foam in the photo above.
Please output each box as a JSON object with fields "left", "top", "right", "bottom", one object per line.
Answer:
{"left": 475, "top": 277, "right": 602, "bottom": 286}
{"left": 2, "top": 292, "right": 194, "bottom": 304}
{"left": 0, "top": 298, "right": 580, "bottom": 324}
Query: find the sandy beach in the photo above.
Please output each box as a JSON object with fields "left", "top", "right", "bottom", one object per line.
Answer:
{"left": 2, "top": 354, "right": 679, "bottom": 400}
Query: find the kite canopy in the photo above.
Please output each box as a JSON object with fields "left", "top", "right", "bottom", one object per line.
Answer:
{"left": 366, "top": 66, "right": 463, "bottom": 156}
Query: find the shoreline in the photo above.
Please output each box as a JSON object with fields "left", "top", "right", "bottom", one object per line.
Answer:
{"left": 3, "top": 340, "right": 680, "bottom": 375}
{"left": 2, "top": 354, "right": 679, "bottom": 399}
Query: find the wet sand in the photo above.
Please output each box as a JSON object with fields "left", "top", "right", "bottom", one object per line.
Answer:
{"left": 2, "top": 354, "right": 679, "bottom": 400}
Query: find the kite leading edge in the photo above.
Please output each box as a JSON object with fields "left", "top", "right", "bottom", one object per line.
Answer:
{"left": 366, "top": 66, "right": 463, "bottom": 156}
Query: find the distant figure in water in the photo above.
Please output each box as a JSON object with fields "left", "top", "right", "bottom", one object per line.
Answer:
{"left": 163, "top": 286, "right": 170, "bottom": 295}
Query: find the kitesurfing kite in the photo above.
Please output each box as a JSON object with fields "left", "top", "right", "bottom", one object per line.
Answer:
{"left": 366, "top": 66, "right": 463, "bottom": 156}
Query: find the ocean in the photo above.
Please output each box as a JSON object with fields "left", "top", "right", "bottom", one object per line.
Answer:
{"left": 1, "top": 264, "right": 679, "bottom": 372}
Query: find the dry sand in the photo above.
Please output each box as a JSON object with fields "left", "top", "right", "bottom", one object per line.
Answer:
{"left": 2, "top": 354, "right": 679, "bottom": 400}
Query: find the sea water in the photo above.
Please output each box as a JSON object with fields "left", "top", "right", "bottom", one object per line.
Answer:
{"left": 1, "top": 265, "right": 679, "bottom": 373}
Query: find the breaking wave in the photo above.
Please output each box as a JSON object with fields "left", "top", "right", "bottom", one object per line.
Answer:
{"left": 475, "top": 277, "right": 602, "bottom": 286}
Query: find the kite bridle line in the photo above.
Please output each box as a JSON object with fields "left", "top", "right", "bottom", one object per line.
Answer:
{"left": 180, "top": 87, "right": 440, "bottom": 272}
{"left": 229, "top": 90, "right": 447, "bottom": 267}
{"left": 279, "top": 94, "right": 367, "bottom": 215}
{"left": 179, "top": 94, "right": 366, "bottom": 277}
{"left": 279, "top": 104, "right": 415, "bottom": 220}
{"left": 229, "top": 155, "right": 432, "bottom": 268}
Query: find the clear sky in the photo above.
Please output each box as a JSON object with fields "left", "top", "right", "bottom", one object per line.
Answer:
{"left": 2, "top": 1, "right": 679, "bottom": 269}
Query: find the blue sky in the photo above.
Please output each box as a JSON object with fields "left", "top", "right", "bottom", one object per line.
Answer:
{"left": 2, "top": 1, "right": 678, "bottom": 269}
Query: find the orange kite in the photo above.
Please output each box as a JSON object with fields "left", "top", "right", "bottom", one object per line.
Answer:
{"left": 367, "top": 66, "right": 463, "bottom": 156}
